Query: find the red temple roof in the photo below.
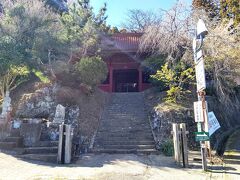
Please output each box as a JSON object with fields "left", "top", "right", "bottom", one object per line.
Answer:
{"left": 101, "top": 33, "right": 143, "bottom": 53}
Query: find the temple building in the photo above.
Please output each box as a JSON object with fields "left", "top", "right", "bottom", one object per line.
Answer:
{"left": 99, "top": 33, "right": 151, "bottom": 92}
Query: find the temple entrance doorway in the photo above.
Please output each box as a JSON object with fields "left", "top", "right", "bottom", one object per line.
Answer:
{"left": 113, "top": 69, "right": 139, "bottom": 92}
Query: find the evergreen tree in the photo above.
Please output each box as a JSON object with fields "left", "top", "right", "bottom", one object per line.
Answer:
{"left": 110, "top": 27, "right": 119, "bottom": 34}
{"left": 44, "top": 0, "right": 68, "bottom": 13}
{"left": 0, "top": 0, "right": 61, "bottom": 99}
{"left": 220, "top": 0, "right": 240, "bottom": 26}
{"left": 192, "top": 0, "right": 219, "bottom": 19}
{"left": 60, "top": 0, "right": 107, "bottom": 60}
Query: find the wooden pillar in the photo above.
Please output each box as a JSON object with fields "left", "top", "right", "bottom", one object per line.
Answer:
{"left": 180, "top": 123, "right": 189, "bottom": 168}
{"left": 172, "top": 123, "right": 181, "bottom": 164}
{"left": 58, "top": 124, "right": 73, "bottom": 164}
{"left": 57, "top": 124, "right": 64, "bottom": 164}
{"left": 138, "top": 67, "right": 142, "bottom": 92}
{"left": 109, "top": 64, "right": 113, "bottom": 92}
{"left": 65, "top": 125, "right": 73, "bottom": 164}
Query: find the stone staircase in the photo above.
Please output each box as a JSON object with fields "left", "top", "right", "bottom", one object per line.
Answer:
{"left": 0, "top": 128, "right": 58, "bottom": 163}
{"left": 0, "top": 128, "right": 23, "bottom": 152}
{"left": 18, "top": 140, "right": 58, "bottom": 163}
{"left": 92, "top": 92, "right": 158, "bottom": 154}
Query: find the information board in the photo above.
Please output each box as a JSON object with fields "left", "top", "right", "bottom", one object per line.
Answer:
{"left": 208, "top": 112, "right": 221, "bottom": 136}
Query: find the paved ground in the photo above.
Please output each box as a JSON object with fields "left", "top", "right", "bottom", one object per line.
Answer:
{"left": 1, "top": 151, "right": 238, "bottom": 180}
{"left": 223, "top": 128, "right": 240, "bottom": 180}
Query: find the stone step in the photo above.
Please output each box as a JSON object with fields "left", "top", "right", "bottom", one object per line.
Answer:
{"left": 100, "top": 119, "right": 150, "bottom": 127}
{"left": 95, "top": 135, "right": 153, "bottom": 142}
{"left": 0, "top": 147, "right": 25, "bottom": 155}
{"left": 92, "top": 148, "right": 159, "bottom": 155}
{"left": 99, "top": 125, "right": 150, "bottom": 129}
{"left": 93, "top": 92, "right": 155, "bottom": 154}
{"left": 0, "top": 142, "right": 17, "bottom": 149}
{"left": 18, "top": 153, "right": 57, "bottom": 163}
{"left": 100, "top": 121, "right": 147, "bottom": 124}
{"left": 104, "top": 112, "right": 145, "bottom": 115}
{"left": 32, "top": 141, "right": 58, "bottom": 147}
{"left": 99, "top": 125, "right": 151, "bottom": 131}
{"left": 103, "top": 110, "right": 145, "bottom": 113}
{"left": 23, "top": 146, "right": 58, "bottom": 154}
{"left": 100, "top": 121, "right": 149, "bottom": 124}
{"left": 97, "top": 129, "right": 152, "bottom": 134}
{"left": 3, "top": 137, "right": 23, "bottom": 147}
{"left": 10, "top": 129, "right": 20, "bottom": 137}
{"left": 94, "top": 144, "right": 156, "bottom": 149}
{"left": 104, "top": 111, "right": 145, "bottom": 114}
{"left": 101, "top": 117, "right": 147, "bottom": 121}
{"left": 3, "top": 136, "right": 22, "bottom": 142}
{"left": 95, "top": 140, "right": 155, "bottom": 146}
{"left": 96, "top": 132, "right": 153, "bottom": 138}
{"left": 105, "top": 108, "right": 145, "bottom": 111}
{"left": 101, "top": 115, "right": 146, "bottom": 119}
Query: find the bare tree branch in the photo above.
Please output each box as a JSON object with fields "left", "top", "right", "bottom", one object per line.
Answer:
{"left": 122, "top": 9, "right": 162, "bottom": 32}
{"left": 139, "top": 1, "right": 192, "bottom": 63}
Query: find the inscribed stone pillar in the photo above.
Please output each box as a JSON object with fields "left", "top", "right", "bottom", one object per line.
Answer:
{"left": 53, "top": 104, "right": 65, "bottom": 124}
{"left": 0, "top": 91, "right": 12, "bottom": 123}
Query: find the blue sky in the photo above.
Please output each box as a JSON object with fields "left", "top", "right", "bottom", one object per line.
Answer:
{"left": 90, "top": 0, "right": 192, "bottom": 28}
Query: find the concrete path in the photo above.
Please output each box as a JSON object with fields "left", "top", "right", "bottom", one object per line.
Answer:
{"left": 223, "top": 128, "right": 240, "bottom": 180}
{"left": 0, "top": 151, "right": 232, "bottom": 180}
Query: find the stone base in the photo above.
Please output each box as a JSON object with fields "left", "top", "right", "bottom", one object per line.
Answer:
{"left": 20, "top": 123, "right": 42, "bottom": 146}
{"left": 53, "top": 118, "right": 64, "bottom": 124}
{"left": 0, "top": 115, "right": 8, "bottom": 125}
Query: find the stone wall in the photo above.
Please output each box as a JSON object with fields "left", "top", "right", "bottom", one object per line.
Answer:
{"left": 13, "top": 84, "right": 109, "bottom": 154}
{"left": 144, "top": 88, "right": 240, "bottom": 152}
{"left": 150, "top": 104, "right": 197, "bottom": 150}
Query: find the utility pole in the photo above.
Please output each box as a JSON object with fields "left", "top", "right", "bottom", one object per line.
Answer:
{"left": 192, "top": 19, "right": 210, "bottom": 171}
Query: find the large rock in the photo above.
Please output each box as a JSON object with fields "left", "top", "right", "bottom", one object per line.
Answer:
{"left": 20, "top": 122, "right": 42, "bottom": 146}
{"left": 16, "top": 87, "right": 56, "bottom": 118}
{"left": 65, "top": 105, "right": 79, "bottom": 128}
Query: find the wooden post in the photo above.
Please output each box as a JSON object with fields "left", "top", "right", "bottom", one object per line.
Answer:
{"left": 180, "top": 123, "right": 189, "bottom": 168}
{"left": 138, "top": 67, "right": 143, "bottom": 92}
{"left": 172, "top": 123, "right": 181, "bottom": 164}
{"left": 57, "top": 124, "right": 64, "bottom": 164}
{"left": 199, "top": 93, "right": 208, "bottom": 170}
{"left": 201, "top": 142, "right": 207, "bottom": 171}
{"left": 64, "top": 125, "right": 72, "bottom": 164}
{"left": 109, "top": 64, "right": 113, "bottom": 92}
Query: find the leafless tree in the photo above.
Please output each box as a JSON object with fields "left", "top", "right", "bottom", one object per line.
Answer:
{"left": 139, "top": 1, "right": 193, "bottom": 63}
{"left": 122, "top": 9, "right": 162, "bottom": 32}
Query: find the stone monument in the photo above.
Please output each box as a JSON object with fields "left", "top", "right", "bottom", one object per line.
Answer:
{"left": 53, "top": 104, "right": 65, "bottom": 124}
{"left": 0, "top": 91, "right": 12, "bottom": 123}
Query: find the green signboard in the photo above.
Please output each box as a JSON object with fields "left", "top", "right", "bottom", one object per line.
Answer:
{"left": 195, "top": 132, "right": 209, "bottom": 142}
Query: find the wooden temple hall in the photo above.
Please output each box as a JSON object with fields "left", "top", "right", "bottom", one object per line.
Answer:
{"left": 99, "top": 33, "right": 152, "bottom": 93}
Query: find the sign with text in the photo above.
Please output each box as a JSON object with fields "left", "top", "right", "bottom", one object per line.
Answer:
{"left": 208, "top": 112, "right": 221, "bottom": 136}
{"left": 194, "top": 101, "right": 204, "bottom": 122}
{"left": 195, "top": 59, "right": 206, "bottom": 92}
{"left": 195, "top": 132, "right": 209, "bottom": 141}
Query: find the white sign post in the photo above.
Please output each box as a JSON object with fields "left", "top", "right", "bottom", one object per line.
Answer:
{"left": 194, "top": 101, "right": 204, "bottom": 122}
{"left": 208, "top": 112, "right": 221, "bottom": 136}
{"left": 193, "top": 19, "right": 209, "bottom": 171}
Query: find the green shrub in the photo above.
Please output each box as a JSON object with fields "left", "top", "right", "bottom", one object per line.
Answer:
{"left": 75, "top": 56, "right": 108, "bottom": 88}
{"left": 161, "top": 139, "right": 174, "bottom": 156}
{"left": 32, "top": 69, "right": 50, "bottom": 83}
{"left": 151, "top": 62, "right": 194, "bottom": 103}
